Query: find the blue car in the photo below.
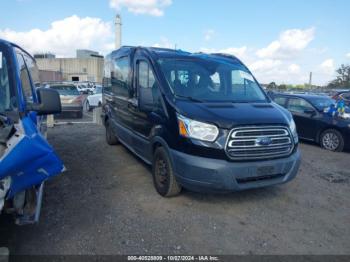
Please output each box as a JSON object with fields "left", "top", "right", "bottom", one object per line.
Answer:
{"left": 273, "top": 93, "right": 350, "bottom": 152}
{"left": 0, "top": 39, "right": 64, "bottom": 224}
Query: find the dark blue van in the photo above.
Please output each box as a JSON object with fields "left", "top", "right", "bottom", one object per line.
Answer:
{"left": 0, "top": 39, "right": 63, "bottom": 224}
{"left": 102, "top": 47, "right": 301, "bottom": 197}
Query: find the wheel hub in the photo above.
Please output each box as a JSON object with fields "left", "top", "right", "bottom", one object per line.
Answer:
{"left": 322, "top": 133, "right": 339, "bottom": 151}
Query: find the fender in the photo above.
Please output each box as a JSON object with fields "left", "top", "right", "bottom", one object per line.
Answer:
{"left": 0, "top": 116, "right": 64, "bottom": 199}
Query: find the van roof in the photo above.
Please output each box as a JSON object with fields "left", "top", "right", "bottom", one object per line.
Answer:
{"left": 111, "top": 46, "right": 245, "bottom": 66}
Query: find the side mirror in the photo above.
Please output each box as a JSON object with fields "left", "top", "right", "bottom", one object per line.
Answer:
{"left": 29, "top": 88, "right": 62, "bottom": 115}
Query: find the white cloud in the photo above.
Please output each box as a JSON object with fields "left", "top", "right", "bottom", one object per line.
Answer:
{"left": 0, "top": 15, "right": 114, "bottom": 57}
{"left": 249, "top": 59, "right": 282, "bottom": 72}
{"left": 256, "top": 28, "right": 315, "bottom": 59}
{"left": 200, "top": 46, "right": 247, "bottom": 59}
{"left": 109, "top": 0, "right": 172, "bottom": 16}
{"left": 288, "top": 63, "right": 301, "bottom": 74}
{"left": 204, "top": 29, "right": 215, "bottom": 41}
{"left": 247, "top": 59, "right": 310, "bottom": 84}
{"left": 249, "top": 61, "right": 308, "bottom": 84}
{"left": 347, "top": 52, "right": 350, "bottom": 58}
{"left": 320, "top": 59, "right": 335, "bottom": 74}
{"left": 152, "top": 37, "right": 173, "bottom": 48}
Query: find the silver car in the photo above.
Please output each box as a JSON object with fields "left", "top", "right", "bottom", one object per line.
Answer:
{"left": 49, "top": 84, "right": 84, "bottom": 118}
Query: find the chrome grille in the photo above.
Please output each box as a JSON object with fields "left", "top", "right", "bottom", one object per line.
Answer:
{"left": 226, "top": 126, "right": 294, "bottom": 160}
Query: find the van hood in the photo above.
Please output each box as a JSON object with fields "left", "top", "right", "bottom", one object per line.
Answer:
{"left": 174, "top": 100, "right": 292, "bottom": 129}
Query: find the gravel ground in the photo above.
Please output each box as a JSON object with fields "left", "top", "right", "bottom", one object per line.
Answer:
{"left": 1, "top": 115, "right": 349, "bottom": 255}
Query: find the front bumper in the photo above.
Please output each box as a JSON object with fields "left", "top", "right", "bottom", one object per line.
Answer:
{"left": 61, "top": 105, "right": 83, "bottom": 113}
{"left": 170, "top": 148, "right": 301, "bottom": 192}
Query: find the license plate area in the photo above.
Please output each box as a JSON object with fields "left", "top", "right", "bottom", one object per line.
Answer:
{"left": 257, "top": 166, "right": 275, "bottom": 176}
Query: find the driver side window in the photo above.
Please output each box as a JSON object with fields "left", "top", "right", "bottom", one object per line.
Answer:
{"left": 138, "top": 60, "right": 161, "bottom": 111}
{"left": 16, "top": 52, "right": 34, "bottom": 104}
{"left": 287, "top": 98, "right": 314, "bottom": 114}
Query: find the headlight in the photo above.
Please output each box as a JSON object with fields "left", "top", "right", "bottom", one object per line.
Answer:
{"left": 177, "top": 114, "right": 219, "bottom": 142}
{"left": 289, "top": 118, "right": 298, "bottom": 144}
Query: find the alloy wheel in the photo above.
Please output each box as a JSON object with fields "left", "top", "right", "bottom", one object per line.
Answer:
{"left": 322, "top": 132, "right": 340, "bottom": 151}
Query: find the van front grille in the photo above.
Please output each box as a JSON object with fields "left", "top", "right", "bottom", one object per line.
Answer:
{"left": 226, "top": 126, "right": 294, "bottom": 160}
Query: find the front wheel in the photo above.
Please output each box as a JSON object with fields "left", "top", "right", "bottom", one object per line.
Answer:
{"left": 105, "top": 120, "right": 119, "bottom": 145}
{"left": 320, "top": 129, "right": 344, "bottom": 152}
{"left": 152, "top": 147, "right": 182, "bottom": 197}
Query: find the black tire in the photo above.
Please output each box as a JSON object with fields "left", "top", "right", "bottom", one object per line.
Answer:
{"left": 77, "top": 111, "right": 83, "bottom": 118}
{"left": 105, "top": 119, "right": 119, "bottom": 145}
{"left": 320, "top": 129, "right": 344, "bottom": 152}
{"left": 152, "top": 147, "right": 182, "bottom": 197}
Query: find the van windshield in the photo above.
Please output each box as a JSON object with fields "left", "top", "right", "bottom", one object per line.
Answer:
{"left": 157, "top": 58, "right": 267, "bottom": 103}
{"left": 0, "top": 50, "right": 13, "bottom": 112}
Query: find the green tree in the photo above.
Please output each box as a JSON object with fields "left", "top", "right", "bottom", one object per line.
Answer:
{"left": 328, "top": 64, "right": 350, "bottom": 88}
{"left": 267, "top": 82, "right": 277, "bottom": 90}
{"left": 278, "top": 84, "right": 287, "bottom": 90}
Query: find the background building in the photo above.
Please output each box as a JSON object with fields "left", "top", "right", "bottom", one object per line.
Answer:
{"left": 36, "top": 51, "right": 104, "bottom": 83}
{"left": 34, "top": 53, "right": 56, "bottom": 59}
{"left": 76, "top": 49, "right": 103, "bottom": 59}
{"left": 36, "top": 14, "right": 122, "bottom": 84}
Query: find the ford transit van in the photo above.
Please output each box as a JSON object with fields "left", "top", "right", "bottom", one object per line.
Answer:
{"left": 102, "top": 47, "right": 301, "bottom": 197}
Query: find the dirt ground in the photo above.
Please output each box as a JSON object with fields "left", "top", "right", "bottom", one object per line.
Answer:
{"left": 1, "top": 113, "right": 349, "bottom": 255}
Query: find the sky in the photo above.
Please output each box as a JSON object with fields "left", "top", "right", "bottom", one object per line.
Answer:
{"left": 0, "top": 0, "right": 349, "bottom": 85}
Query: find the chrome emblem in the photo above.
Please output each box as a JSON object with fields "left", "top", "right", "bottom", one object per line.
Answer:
{"left": 256, "top": 137, "right": 272, "bottom": 146}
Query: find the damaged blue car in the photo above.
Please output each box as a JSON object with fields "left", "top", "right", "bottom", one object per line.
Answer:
{"left": 0, "top": 39, "right": 64, "bottom": 225}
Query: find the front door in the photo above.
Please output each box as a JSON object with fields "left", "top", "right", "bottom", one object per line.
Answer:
{"left": 286, "top": 97, "right": 320, "bottom": 140}
{"left": 128, "top": 58, "right": 164, "bottom": 159}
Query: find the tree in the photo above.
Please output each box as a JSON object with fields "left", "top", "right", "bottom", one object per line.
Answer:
{"left": 267, "top": 82, "right": 277, "bottom": 90}
{"left": 278, "top": 84, "right": 287, "bottom": 90}
{"left": 328, "top": 64, "right": 350, "bottom": 88}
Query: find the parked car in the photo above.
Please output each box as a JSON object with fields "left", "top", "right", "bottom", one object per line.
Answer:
{"left": 85, "top": 85, "right": 102, "bottom": 111}
{"left": 48, "top": 84, "right": 84, "bottom": 118}
{"left": 273, "top": 93, "right": 350, "bottom": 152}
{"left": 0, "top": 39, "right": 64, "bottom": 224}
{"left": 102, "top": 47, "right": 301, "bottom": 197}
{"left": 332, "top": 90, "right": 350, "bottom": 106}
{"left": 75, "top": 83, "right": 94, "bottom": 95}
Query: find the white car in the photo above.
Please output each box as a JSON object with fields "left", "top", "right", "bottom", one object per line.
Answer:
{"left": 76, "top": 83, "right": 94, "bottom": 94}
{"left": 85, "top": 85, "right": 102, "bottom": 111}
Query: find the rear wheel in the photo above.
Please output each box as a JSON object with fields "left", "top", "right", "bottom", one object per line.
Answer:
{"left": 320, "top": 129, "right": 344, "bottom": 152}
{"left": 105, "top": 119, "right": 119, "bottom": 145}
{"left": 152, "top": 147, "right": 182, "bottom": 197}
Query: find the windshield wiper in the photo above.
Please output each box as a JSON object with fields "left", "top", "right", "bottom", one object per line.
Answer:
{"left": 174, "top": 95, "right": 205, "bottom": 103}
